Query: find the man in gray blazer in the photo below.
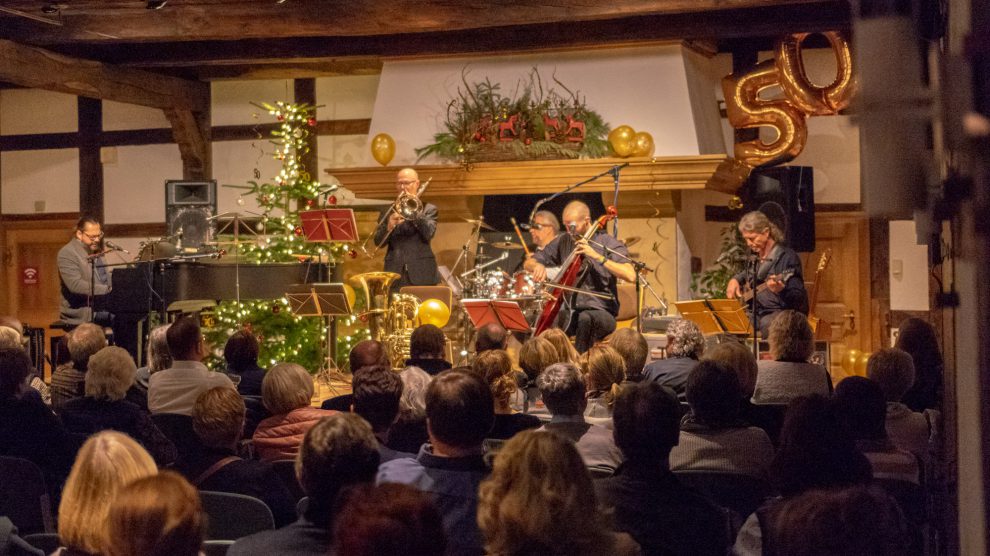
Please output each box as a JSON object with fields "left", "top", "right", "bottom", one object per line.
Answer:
{"left": 58, "top": 216, "right": 111, "bottom": 325}
{"left": 372, "top": 168, "right": 439, "bottom": 291}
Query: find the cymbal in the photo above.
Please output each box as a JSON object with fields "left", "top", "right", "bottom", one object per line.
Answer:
{"left": 491, "top": 241, "right": 523, "bottom": 250}
{"left": 462, "top": 217, "right": 496, "bottom": 232}
{"left": 476, "top": 236, "right": 489, "bottom": 244}
{"left": 473, "top": 252, "right": 494, "bottom": 262}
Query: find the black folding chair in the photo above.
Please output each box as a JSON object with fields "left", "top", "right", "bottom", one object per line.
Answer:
{"left": 199, "top": 491, "right": 275, "bottom": 541}
{"left": 0, "top": 457, "right": 55, "bottom": 535}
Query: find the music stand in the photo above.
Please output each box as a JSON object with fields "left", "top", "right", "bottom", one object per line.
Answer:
{"left": 300, "top": 209, "right": 359, "bottom": 243}
{"left": 285, "top": 283, "right": 351, "bottom": 392}
{"left": 461, "top": 299, "right": 531, "bottom": 333}
{"left": 674, "top": 299, "right": 752, "bottom": 336}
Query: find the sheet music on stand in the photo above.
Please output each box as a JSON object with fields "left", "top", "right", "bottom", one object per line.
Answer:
{"left": 674, "top": 299, "right": 752, "bottom": 336}
{"left": 461, "top": 299, "right": 531, "bottom": 333}
{"left": 285, "top": 283, "right": 352, "bottom": 392}
{"left": 299, "top": 209, "right": 359, "bottom": 243}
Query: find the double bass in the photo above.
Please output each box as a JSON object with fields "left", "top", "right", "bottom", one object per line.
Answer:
{"left": 532, "top": 206, "right": 617, "bottom": 336}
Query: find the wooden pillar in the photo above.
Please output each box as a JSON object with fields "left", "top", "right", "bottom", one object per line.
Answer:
{"left": 730, "top": 45, "right": 759, "bottom": 145}
{"left": 77, "top": 97, "right": 103, "bottom": 221}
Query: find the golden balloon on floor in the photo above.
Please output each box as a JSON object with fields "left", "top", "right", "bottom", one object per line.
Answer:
{"left": 854, "top": 351, "right": 872, "bottom": 376}
{"left": 370, "top": 133, "right": 396, "bottom": 166}
{"left": 417, "top": 299, "right": 450, "bottom": 327}
{"left": 607, "top": 125, "right": 636, "bottom": 157}
{"left": 840, "top": 348, "right": 862, "bottom": 375}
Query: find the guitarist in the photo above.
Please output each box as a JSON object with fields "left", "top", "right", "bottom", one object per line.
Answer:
{"left": 525, "top": 201, "right": 636, "bottom": 353}
{"left": 725, "top": 210, "right": 809, "bottom": 335}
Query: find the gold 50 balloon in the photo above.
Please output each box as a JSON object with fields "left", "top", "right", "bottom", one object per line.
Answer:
{"left": 722, "top": 31, "right": 855, "bottom": 168}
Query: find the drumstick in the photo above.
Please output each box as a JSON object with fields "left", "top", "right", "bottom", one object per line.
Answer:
{"left": 509, "top": 217, "right": 532, "bottom": 256}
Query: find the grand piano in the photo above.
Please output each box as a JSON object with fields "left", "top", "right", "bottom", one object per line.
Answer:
{"left": 106, "top": 260, "right": 331, "bottom": 360}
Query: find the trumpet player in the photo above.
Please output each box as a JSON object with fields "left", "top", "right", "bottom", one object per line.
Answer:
{"left": 373, "top": 167, "right": 439, "bottom": 291}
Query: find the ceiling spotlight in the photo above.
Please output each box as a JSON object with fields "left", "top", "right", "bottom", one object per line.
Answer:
{"left": 41, "top": 4, "right": 60, "bottom": 14}
{"left": 276, "top": 0, "right": 288, "bottom": 3}
{"left": 146, "top": 0, "right": 168, "bottom": 9}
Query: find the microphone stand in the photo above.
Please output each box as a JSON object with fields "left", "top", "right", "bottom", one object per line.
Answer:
{"left": 527, "top": 163, "right": 630, "bottom": 226}
{"left": 750, "top": 254, "right": 759, "bottom": 358}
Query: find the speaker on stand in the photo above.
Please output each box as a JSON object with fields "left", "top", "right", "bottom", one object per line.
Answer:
{"left": 165, "top": 180, "right": 217, "bottom": 251}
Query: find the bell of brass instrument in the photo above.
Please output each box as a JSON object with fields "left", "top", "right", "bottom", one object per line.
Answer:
{"left": 349, "top": 271, "right": 400, "bottom": 343}
{"left": 360, "top": 177, "right": 432, "bottom": 257}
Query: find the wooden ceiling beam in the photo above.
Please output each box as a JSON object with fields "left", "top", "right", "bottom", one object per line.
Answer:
{"left": 0, "top": 39, "right": 209, "bottom": 111}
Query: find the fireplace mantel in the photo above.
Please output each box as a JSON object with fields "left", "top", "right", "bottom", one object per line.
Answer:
{"left": 325, "top": 155, "right": 749, "bottom": 199}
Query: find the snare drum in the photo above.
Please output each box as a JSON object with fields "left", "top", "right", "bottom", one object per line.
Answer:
{"left": 474, "top": 270, "right": 510, "bottom": 299}
{"left": 510, "top": 271, "right": 540, "bottom": 297}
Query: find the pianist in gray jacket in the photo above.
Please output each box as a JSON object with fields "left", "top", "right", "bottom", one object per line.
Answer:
{"left": 58, "top": 216, "right": 111, "bottom": 325}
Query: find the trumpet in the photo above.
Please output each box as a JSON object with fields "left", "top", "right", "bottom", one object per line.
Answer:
{"left": 361, "top": 177, "right": 431, "bottom": 257}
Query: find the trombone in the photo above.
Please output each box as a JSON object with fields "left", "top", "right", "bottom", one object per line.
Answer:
{"left": 360, "top": 177, "right": 431, "bottom": 257}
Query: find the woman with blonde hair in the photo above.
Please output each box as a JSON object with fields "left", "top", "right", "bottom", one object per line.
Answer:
{"left": 538, "top": 328, "right": 579, "bottom": 364}
{"left": 252, "top": 362, "right": 335, "bottom": 461}
{"left": 106, "top": 471, "right": 205, "bottom": 556}
{"left": 581, "top": 345, "right": 625, "bottom": 429}
{"left": 57, "top": 430, "right": 158, "bottom": 555}
{"left": 473, "top": 349, "right": 540, "bottom": 440}
{"left": 478, "top": 430, "right": 639, "bottom": 556}
{"left": 517, "top": 337, "right": 565, "bottom": 420}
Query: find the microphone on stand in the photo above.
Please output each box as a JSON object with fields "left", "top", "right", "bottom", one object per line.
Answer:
{"left": 104, "top": 240, "right": 130, "bottom": 254}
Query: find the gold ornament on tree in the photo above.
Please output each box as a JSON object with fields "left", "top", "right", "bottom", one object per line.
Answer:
{"left": 371, "top": 133, "right": 396, "bottom": 166}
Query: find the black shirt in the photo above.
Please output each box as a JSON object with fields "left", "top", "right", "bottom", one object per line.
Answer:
{"left": 533, "top": 231, "right": 628, "bottom": 315}
{"left": 488, "top": 412, "right": 542, "bottom": 440}
{"left": 733, "top": 244, "right": 809, "bottom": 318}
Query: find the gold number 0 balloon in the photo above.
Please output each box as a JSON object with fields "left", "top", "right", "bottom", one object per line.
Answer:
{"left": 776, "top": 31, "right": 855, "bottom": 115}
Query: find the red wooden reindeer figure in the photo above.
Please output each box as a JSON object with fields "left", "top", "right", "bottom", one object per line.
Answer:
{"left": 543, "top": 113, "right": 563, "bottom": 141}
{"left": 564, "top": 115, "right": 586, "bottom": 143}
{"left": 472, "top": 114, "right": 493, "bottom": 143}
{"left": 498, "top": 114, "right": 520, "bottom": 142}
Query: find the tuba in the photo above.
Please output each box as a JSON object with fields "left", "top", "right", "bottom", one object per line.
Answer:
{"left": 349, "top": 271, "right": 400, "bottom": 342}
{"left": 384, "top": 293, "right": 420, "bottom": 367}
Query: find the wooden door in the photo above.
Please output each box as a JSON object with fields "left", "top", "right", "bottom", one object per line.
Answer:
{"left": 801, "top": 212, "right": 872, "bottom": 382}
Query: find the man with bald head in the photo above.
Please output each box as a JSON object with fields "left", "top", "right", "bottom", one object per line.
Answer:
{"left": 372, "top": 168, "right": 439, "bottom": 291}
{"left": 524, "top": 201, "right": 636, "bottom": 352}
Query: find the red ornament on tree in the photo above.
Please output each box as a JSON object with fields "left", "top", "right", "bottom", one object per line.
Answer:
{"left": 328, "top": 195, "right": 337, "bottom": 205}
{"left": 294, "top": 226, "right": 304, "bottom": 236}
{"left": 271, "top": 304, "right": 281, "bottom": 314}
{"left": 305, "top": 198, "right": 316, "bottom": 208}
{"left": 276, "top": 114, "right": 284, "bottom": 121}
{"left": 348, "top": 249, "right": 358, "bottom": 259}
{"left": 307, "top": 117, "right": 317, "bottom": 127}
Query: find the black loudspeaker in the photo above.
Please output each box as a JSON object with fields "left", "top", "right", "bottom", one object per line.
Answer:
{"left": 743, "top": 166, "right": 815, "bottom": 253}
{"left": 165, "top": 180, "right": 217, "bottom": 250}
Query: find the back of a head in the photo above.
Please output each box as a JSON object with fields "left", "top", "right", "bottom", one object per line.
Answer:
{"left": 0, "top": 326, "right": 22, "bottom": 350}
{"left": 349, "top": 340, "right": 390, "bottom": 373}
{"left": 352, "top": 365, "right": 403, "bottom": 434}
{"left": 192, "top": 387, "right": 246, "bottom": 449}
{"left": 608, "top": 328, "right": 649, "bottom": 380}
{"left": 666, "top": 319, "right": 705, "bottom": 359}
{"left": 893, "top": 317, "right": 942, "bottom": 368}
{"left": 146, "top": 324, "right": 172, "bottom": 373}
{"left": 68, "top": 323, "right": 108, "bottom": 370}
{"left": 771, "top": 486, "right": 909, "bottom": 556}
{"left": 59, "top": 431, "right": 158, "bottom": 555}
{"left": 223, "top": 329, "right": 259, "bottom": 371}
{"left": 685, "top": 360, "right": 743, "bottom": 428}
{"left": 538, "top": 328, "right": 579, "bottom": 363}
{"left": 583, "top": 346, "right": 625, "bottom": 394}
{"left": 768, "top": 310, "right": 814, "bottom": 362}
{"left": 536, "top": 362, "right": 585, "bottom": 417}
{"left": 166, "top": 316, "right": 202, "bottom": 361}
{"left": 410, "top": 324, "right": 446, "bottom": 359}
{"left": 0, "top": 347, "right": 32, "bottom": 399}
{"left": 472, "top": 349, "right": 516, "bottom": 406}
{"left": 517, "top": 336, "right": 561, "bottom": 383}
{"left": 0, "top": 315, "right": 22, "bottom": 335}
{"left": 612, "top": 382, "right": 681, "bottom": 462}
{"left": 296, "top": 413, "right": 380, "bottom": 515}
{"left": 107, "top": 471, "right": 205, "bottom": 556}
{"left": 262, "top": 362, "right": 314, "bottom": 415}
{"left": 702, "top": 340, "right": 759, "bottom": 397}
{"left": 425, "top": 369, "right": 494, "bottom": 449}
{"left": 771, "top": 395, "right": 872, "bottom": 497}
{"left": 832, "top": 376, "right": 888, "bottom": 441}
{"left": 474, "top": 323, "right": 508, "bottom": 353}
{"left": 867, "top": 347, "right": 917, "bottom": 402}
{"left": 85, "top": 346, "right": 137, "bottom": 402}
{"left": 333, "top": 483, "right": 446, "bottom": 556}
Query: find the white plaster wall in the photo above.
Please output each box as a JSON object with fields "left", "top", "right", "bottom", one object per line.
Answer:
{"left": 212, "top": 139, "right": 280, "bottom": 215}
{"left": 211, "top": 80, "right": 294, "bottom": 126}
{"left": 102, "top": 100, "right": 171, "bottom": 131}
{"left": 315, "top": 75, "right": 380, "bottom": 121}
{"left": 318, "top": 135, "right": 368, "bottom": 173}
{"left": 103, "top": 144, "right": 183, "bottom": 224}
{"left": 1, "top": 149, "right": 79, "bottom": 214}
{"left": 888, "top": 220, "right": 929, "bottom": 311}
{"left": 0, "top": 89, "right": 77, "bottom": 135}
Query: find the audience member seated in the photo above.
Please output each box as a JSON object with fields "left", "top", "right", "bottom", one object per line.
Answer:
{"left": 378, "top": 370, "right": 494, "bottom": 555}
{"left": 229, "top": 414, "right": 380, "bottom": 556}
{"left": 642, "top": 319, "right": 704, "bottom": 401}
{"left": 148, "top": 316, "right": 235, "bottom": 415}
{"left": 135, "top": 324, "right": 171, "bottom": 394}
{"left": 253, "top": 363, "right": 335, "bottom": 462}
{"left": 178, "top": 387, "right": 296, "bottom": 527}
{"left": 51, "top": 323, "right": 106, "bottom": 412}
{"left": 473, "top": 350, "right": 540, "bottom": 440}
{"left": 480, "top": 430, "right": 640, "bottom": 556}
{"left": 405, "top": 324, "right": 452, "bottom": 376}
{"left": 333, "top": 483, "right": 446, "bottom": 556}
{"left": 669, "top": 360, "right": 773, "bottom": 477}
{"left": 607, "top": 327, "right": 650, "bottom": 386}
{"left": 223, "top": 329, "right": 266, "bottom": 397}
{"left": 385, "top": 366, "right": 432, "bottom": 454}
{"left": 57, "top": 431, "right": 159, "bottom": 556}
{"left": 0, "top": 347, "right": 79, "bottom": 486}
{"left": 106, "top": 472, "right": 206, "bottom": 556}
{"left": 516, "top": 336, "right": 564, "bottom": 419}
{"left": 320, "top": 339, "right": 390, "bottom": 411}
{"left": 351, "top": 365, "right": 415, "bottom": 462}
{"left": 60, "top": 346, "right": 177, "bottom": 466}
{"left": 701, "top": 340, "right": 784, "bottom": 443}
{"left": 596, "top": 382, "right": 729, "bottom": 556}
{"left": 581, "top": 345, "right": 625, "bottom": 429}
{"left": 833, "top": 376, "right": 921, "bottom": 484}
{"left": 0, "top": 319, "right": 49, "bottom": 405}
{"left": 894, "top": 317, "right": 943, "bottom": 412}
{"left": 868, "top": 347, "right": 935, "bottom": 460}
{"left": 752, "top": 311, "right": 832, "bottom": 405}
{"left": 767, "top": 485, "right": 910, "bottom": 556}
{"left": 474, "top": 322, "right": 508, "bottom": 354}
{"left": 733, "top": 395, "right": 873, "bottom": 556}
{"left": 538, "top": 328, "right": 580, "bottom": 364}
{"left": 537, "top": 362, "right": 622, "bottom": 476}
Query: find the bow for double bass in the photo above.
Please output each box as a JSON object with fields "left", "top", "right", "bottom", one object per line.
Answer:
{"left": 532, "top": 206, "right": 617, "bottom": 336}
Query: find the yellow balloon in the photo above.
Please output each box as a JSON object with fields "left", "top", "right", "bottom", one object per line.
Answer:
{"left": 417, "top": 299, "right": 450, "bottom": 328}
{"left": 840, "top": 348, "right": 861, "bottom": 374}
{"left": 631, "top": 131, "right": 655, "bottom": 157}
{"left": 608, "top": 125, "right": 636, "bottom": 157}
{"left": 370, "top": 133, "right": 396, "bottom": 166}
{"left": 343, "top": 283, "right": 357, "bottom": 310}
{"left": 854, "top": 352, "right": 871, "bottom": 376}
